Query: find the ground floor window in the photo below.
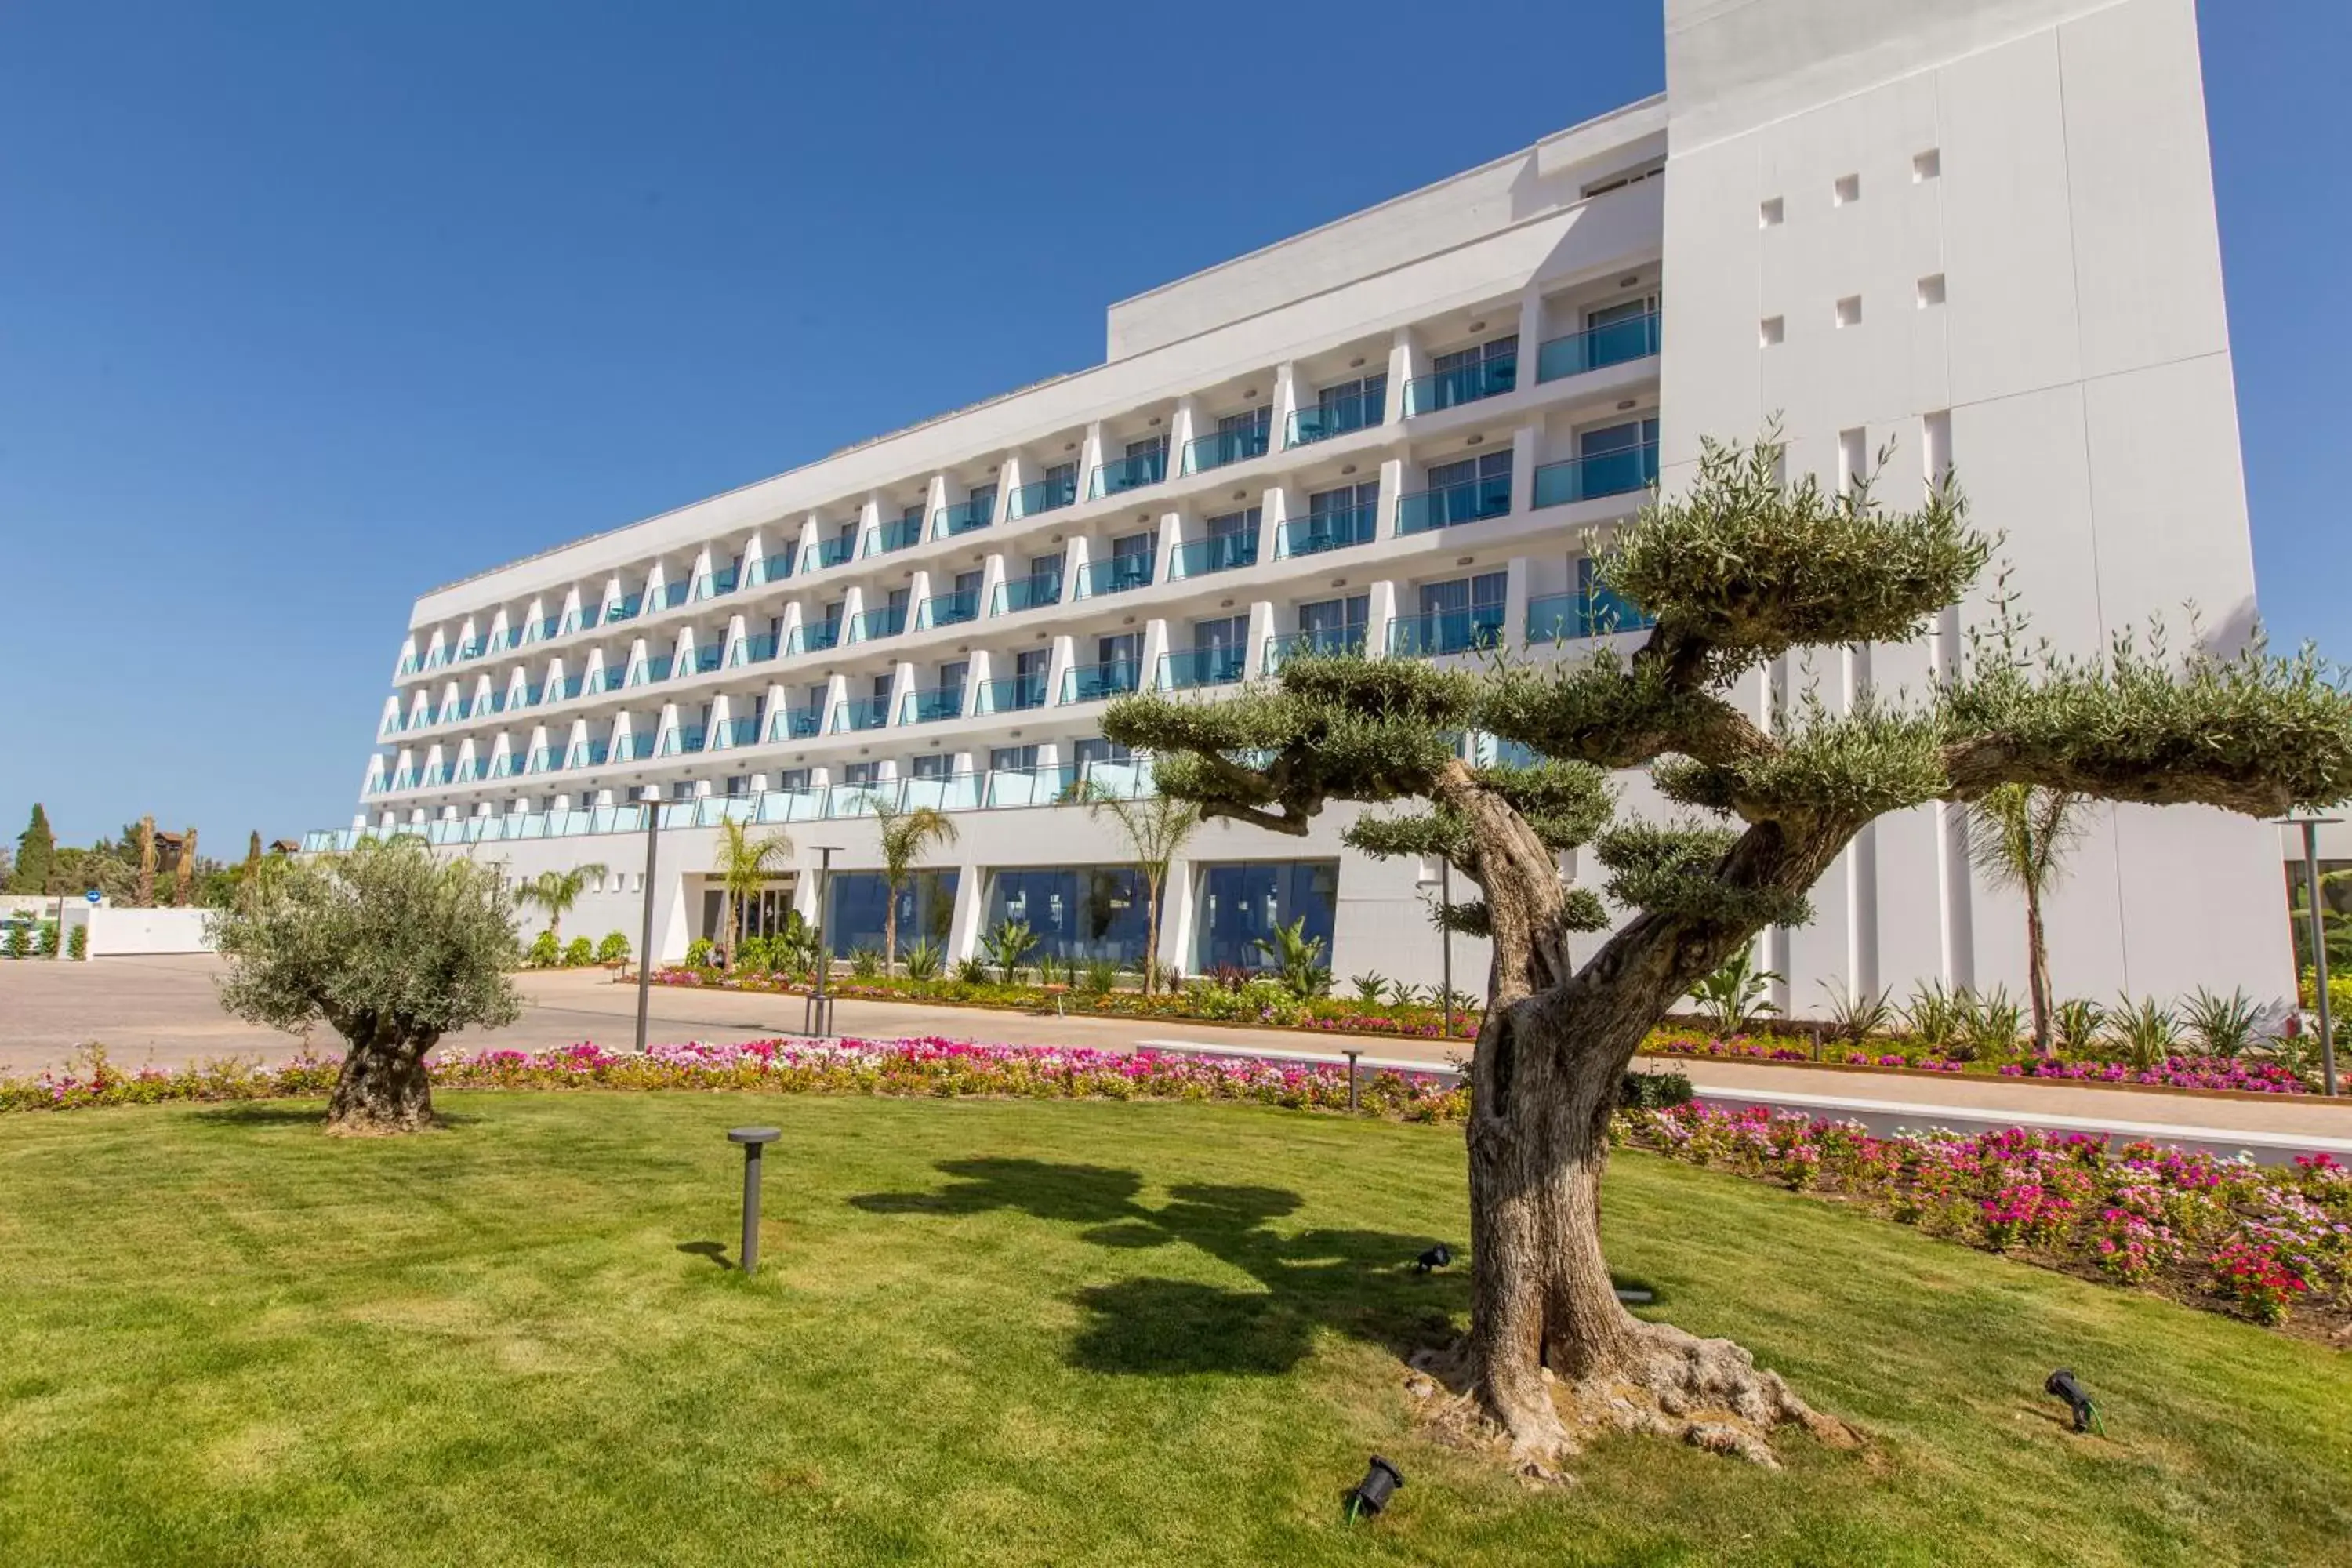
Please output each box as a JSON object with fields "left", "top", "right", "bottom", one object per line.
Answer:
{"left": 699, "top": 880, "right": 796, "bottom": 944}
{"left": 984, "top": 866, "right": 1153, "bottom": 964}
{"left": 826, "top": 869, "right": 958, "bottom": 957}
{"left": 1194, "top": 860, "right": 1339, "bottom": 974}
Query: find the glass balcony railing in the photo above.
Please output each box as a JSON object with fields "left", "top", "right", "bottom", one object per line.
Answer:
{"left": 932, "top": 495, "right": 995, "bottom": 538}
{"left": 977, "top": 672, "right": 1051, "bottom": 714}
{"left": 1073, "top": 554, "right": 1154, "bottom": 597}
{"left": 770, "top": 706, "right": 824, "bottom": 741}
{"left": 512, "top": 682, "right": 547, "bottom": 708}
{"left": 868, "top": 517, "right": 925, "bottom": 556}
{"left": 1537, "top": 311, "right": 1661, "bottom": 382}
{"left": 992, "top": 572, "right": 1062, "bottom": 615}
{"left": 604, "top": 594, "right": 643, "bottom": 624}
{"left": 454, "top": 758, "right": 481, "bottom": 782}
{"left": 1007, "top": 473, "right": 1078, "bottom": 520}
{"left": 814, "top": 535, "right": 857, "bottom": 569}
{"left": 1525, "top": 579, "right": 1656, "bottom": 643}
{"left": 717, "top": 717, "right": 762, "bottom": 747}
{"left": 1160, "top": 645, "right": 1249, "bottom": 690}
{"left": 457, "top": 637, "right": 486, "bottom": 661}
{"left": 558, "top": 610, "right": 589, "bottom": 636}
{"left": 417, "top": 764, "right": 453, "bottom": 788}
{"left": 1285, "top": 388, "right": 1385, "bottom": 447}
{"left": 1262, "top": 626, "right": 1368, "bottom": 672}
{"left": 1403, "top": 353, "right": 1518, "bottom": 416}
{"left": 566, "top": 740, "right": 610, "bottom": 770}
{"left": 1396, "top": 474, "right": 1512, "bottom": 535}
{"left": 833, "top": 696, "right": 893, "bottom": 732}
{"left": 524, "top": 746, "right": 561, "bottom": 775}
{"left": 397, "top": 655, "right": 422, "bottom": 677}
{"left": 916, "top": 589, "right": 982, "bottom": 630}
{"left": 1388, "top": 607, "right": 1507, "bottom": 659}
{"left": 1273, "top": 504, "right": 1378, "bottom": 558}
{"left": 652, "top": 583, "right": 691, "bottom": 613}
{"left": 626, "top": 657, "right": 673, "bottom": 687}
{"left": 583, "top": 670, "right": 614, "bottom": 696}
{"left": 551, "top": 676, "right": 584, "bottom": 702}
{"left": 786, "top": 620, "right": 843, "bottom": 656}
{"left": 1087, "top": 447, "right": 1166, "bottom": 499}
{"left": 898, "top": 685, "right": 965, "bottom": 724}
{"left": 423, "top": 648, "right": 451, "bottom": 670}
{"left": 850, "top": 604, "right": 907, "bottom": 641}
{"left": 729, "top": 633, "right": 779, "bottom": 667}
{"left": 488, "top": 755, "right": 519, "bottom": 780}
{"left": 747, "top": 550, "right": 794, "bottom": 586}
{"left": 681, "top": 645, "right": 722, "bottom": 677}
{"left": 1180, "top": 423, "right": 1269, "bottom": 475}
{"left": 1532, "top": 442, "right": 1659, "bottom": 507}
{"left": 1171, "top": 532, "right": 1258, "bottom": 579}
{"left": 657, "top": 727, "right": 708, "bottom": 757}
{"left": 691, "top": 567, "right": 740, "bottom": 601}
{"left": 1062, "top": 659, "right": 1142, "bottom": 703}
{"left": 612, "top": 733, "right": 657, "bottom": 764}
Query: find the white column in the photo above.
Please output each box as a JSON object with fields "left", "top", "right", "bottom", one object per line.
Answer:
{"left": 1386, "top": 327, "right": 1422, "bottom": 423}
{"left": 1366, "top": 579, "right": 1400, "bottom": 659}
{"left": 1509, "top": 423, "right": 1541, "bottom": 519}
{"left": 1503, "top": 557, "right": 1531, "bottom": 652}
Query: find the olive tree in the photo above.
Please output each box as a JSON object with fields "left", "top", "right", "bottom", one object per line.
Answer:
{"left": 211, "top": 837, "right": 522, "bottom": 1134}
{"left": 1105, "top": 434, "right": 2352, "bottom": 1468}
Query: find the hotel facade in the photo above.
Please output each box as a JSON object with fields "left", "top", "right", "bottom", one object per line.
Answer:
{"left": 311, "top": 0, "right": 2295, "bottom": 1007}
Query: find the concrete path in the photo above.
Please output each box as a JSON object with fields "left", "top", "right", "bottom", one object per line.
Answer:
{"left": 5, "top": 956, "right": 2349, "bottom": 1157}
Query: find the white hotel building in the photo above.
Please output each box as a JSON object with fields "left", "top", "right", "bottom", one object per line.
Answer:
{"left": 313, "top": 0, "right": 2296, "bottom": 1007}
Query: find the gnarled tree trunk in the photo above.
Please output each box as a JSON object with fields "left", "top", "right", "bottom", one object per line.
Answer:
{"left": 325, "top": 1016, "right": 438, "bottom": 1134}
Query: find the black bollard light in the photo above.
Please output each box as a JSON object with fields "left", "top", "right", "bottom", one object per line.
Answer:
{"left": 1345, "top": 1050, "right": 1361, "bottom": 1112}
{"left": 2045, "top": 1368, "right": 2100, "bottom": 1434}
{"left": 728, "top": 1126, "right": 782, "bottom": 1274}
{"left": 1345, "top": 1456, "right": 1403, "bottom": 1521}
{"left": 1414, "top": 1243, "right": 1453, "bottom": 1275}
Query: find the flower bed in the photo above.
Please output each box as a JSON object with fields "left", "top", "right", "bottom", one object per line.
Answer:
{"left": 1621, "top": 1103, "right": 2352, "bottom": 1333}
{"left": 1998, "top": 1055, "right": 2312, "bottom": 1094}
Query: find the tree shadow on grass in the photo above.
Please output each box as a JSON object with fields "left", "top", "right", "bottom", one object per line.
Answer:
{"left": 188, "top": 1104, "right": 485, "bottom": 1130}
{"left": 851, "top": 1158, "right": 1462, "bottom": 1377}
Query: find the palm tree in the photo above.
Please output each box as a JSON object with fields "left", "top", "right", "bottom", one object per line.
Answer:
{"left": 514, "top": 862, "right": 609, "bottom": 942}
{"left": 712, "top": 818, "right": 794, "bottom": 967}
{"left": 1071, "top": 781, "right": 1200, "bottom": 993}
{"left": 866, "top": 794, "right": 956, "bottom": 973}
{"left": 1964, "top": 784, "right": 2089, "bottom": 1054}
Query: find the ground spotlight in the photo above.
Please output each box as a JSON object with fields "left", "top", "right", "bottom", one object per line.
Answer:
{"left": 1345, "top": 1456, "right": 1403, "bottom": 1520}
{"left": 2045, "top": 1368, "right": 2101, "bottom": 1434}
{"left": 1414, "top": 1243, "right": 1453, "bottom": 1274}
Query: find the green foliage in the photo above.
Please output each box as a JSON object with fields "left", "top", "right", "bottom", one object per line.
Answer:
{"left": 902, "top": 938, "right": 943, "bottom": 982}
{"left": 848, "top": 947, "right": 884, "bottom": 980}
{"left": 561, "top": 936, "right": 594, "bottom": 968}
{"left": 9, "top": 803, "right": 56, "bottom": 895}
{"left": 2053, "top": 997, "right": 2107, "bottom": 1056}
{"left": 953, "top": 956, "right": 989, "bottom": 987}
{"left": 525, "top": 929, "right": 561, "bottom": 968}
{"left": 209, "top": 837, "right": 521, "bottom": 1050}
{"left": 710, "top": 819, "right": 795, "bottom": 964}
{"left": 2, "top": 922, "right": 27, "bottom": 960}
{"left": 513, "top": 862, "right": 608, "bottom": 941}
{"left": 684, "top": 937, "right": 713, "bottom": 969}
{"left": 1077, "top": 957, "right": 1122, "bottom": 996}
{"left": 1900, "top": 981, "right": 1963, "bottom": 1052}
{"left": 595, "top": 931, "right": 630, "bottom": 965}
{"left": 1819, "top": 982, "right": 1895, "bottom": 1046}
{"left": 982, "top": 919, "right": 1040, "bottom": 985}
{"left": 1349, "top": 972, "right": 1390, "bottom": 1007}
{"left": 66, "top": 924, "right": 86, "bottom": 960}
{"left": 1950, "top": 985, "right": 2023, "bottom": 1062}
{"left": 2179, "top": 987, "right": 2265, "bottom": 1058}
{"left": 34, "top": 920, "right": 60, "bottom": 958}
{"left": 2106, "top": 996, "right": 2182, "bottom": 1069}
{"left": 1689, "top": 948, "right": 1780, "bottom": 1035}
{"left": 1252, "top": 917, "right": 1331, "bottom": 1000}
{"left": 1618, "top": 1068, "right": 1696, "bottom": 1112}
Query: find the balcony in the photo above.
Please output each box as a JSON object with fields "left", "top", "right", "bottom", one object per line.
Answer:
{"left": 867, "top": 517, "right": 925, "bottom": 556}
{"left": 397, "top": 655, "right": 422, "bottom": 677}
{"left": 454, "top": 757, "right": 481, "bottom": 782}
{"left": 932, "top": 495, "right": 996, "bottom": 538}
{"left": 657, "top": 726, "right": 709, "bottom": 757}
{"left": 833, "top": 696, "right": 892, "bottom": 732}
{"left": 1532, "top": 442, "right": 1659, "bottom": 507}
{"left": 416, "top": 763, "right": 453, "bottom": 789}
{"left": 992, "top": 572, "right": 1063, "bottom": 615}
{"left": 625, "top": 657, "right": 673, "bottom": 688}
{"left": 1288, "top": 386, "right": 1385, "bottom": 445}
{"left": 977, "top": 671, "right": 1051, "bottom": 714}
{"left": 1537, "top": 311, "right": 1660, "bottom": 382}
{"left": 1388, "top": 607, "right": 1507, "bottom": 659}
{"left": 770, "top": 706, "right": 824, "bottom": 741}
{"left": 611, "top": 733, "right": 657, "bottom": 764}
{"left": 915, "top": 588, "right": 982, "bottom": 630}
{"left": 898, "top": 685, "right": 966, "bottom": 724}
{"left": 488, "top": 754, "right": 519, "bottom": 780}
{"left": 1087, "top": 447, "right": 1166, "bottom": 500}
{"left": 511, "top": 682, "right": 548, "bottom": 709}
{"left": 1262, "top": 626, "right": 1367, "bottom": 672}
{"left": 1180, "top": 423, "right": 1269, "bottom": 475}
{"left": 1073, "top": 554, "right": 1154, "bottom": 598}
{"left": 1007, "top": 473, "right": 1078, "bottom": 520}
{"left": 1171, "top": 531, "right": 1258, "bottom": 579}
{"left": 729, "top": 633, "right": 780, "bottom": 667}
{"left": 651, "top": 583, "right": 691, "bottom": 614}
{"left": 1526, "top": 576, "right": 1656, "bottom": 643}
{"left": 849, "top": 604, "right": 907, "bottom": 641}
{"left": 1403, "top": 354, "right": 1518, "bottom": 416}
{"left": 786, "top": 619, "right": 843, "bottom": 657}
{"left": 604, "top": 594, "right": 644, "bottom": 624}
{"left": 1396, "top": 473, "right": 1512, "bottom": 535}
{"left": 457, "top": 637, "right": 487, "bottom": 661}
{"left": 691, "top": 567, "right": 740, "bottom": 601}
{"left": 814, "top": 535, "right": 857, "bottom": 569}
{"left": 1160, "top": 644, "right": 1249, "bottom": 691}
{"left": 716, "top": 717, "right": 761, "bottom": 748}
{"left": 1062, "top": 659, "right": 1142, "bottom": 704}
{"left": 566, "top": 739, "right": 610, "bottom": 769}
{"left": 524, "top": 746, "right": 561, "bottom": 775}
{"left": 550, "top": 676, "right": 585, "bottom": 702}
{"left": 747, "top": 550, "right": 794, "bottom": 586}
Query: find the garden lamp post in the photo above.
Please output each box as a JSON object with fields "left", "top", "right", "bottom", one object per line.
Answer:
{"left": 1418, "top": 859, "right": 1455, "bottom": 1044}
{"left": 727, "top": 1125, "right": 780, "bottom": 1274}
{"left": 634, "top": 786, "right": 662, "bottom": 1056}
{"left": 804, "top": 845, "right": 840, "bottom": 1038}
{"left": 2276, "top": 813, "right": 2341, "bottom": 1097}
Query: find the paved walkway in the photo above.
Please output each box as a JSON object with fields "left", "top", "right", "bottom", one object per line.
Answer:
{"left": 5, "top": 956, "right": 2349, "bottom": 1156}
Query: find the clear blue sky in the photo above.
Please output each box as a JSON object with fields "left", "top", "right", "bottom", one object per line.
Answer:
{"left": 2, "top": 2, "right": 2342, "bottom": 852}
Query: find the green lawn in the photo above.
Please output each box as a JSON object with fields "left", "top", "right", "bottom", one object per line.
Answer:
{"left": 2, "top": 1093, "right": 2347, "bottom": 1567}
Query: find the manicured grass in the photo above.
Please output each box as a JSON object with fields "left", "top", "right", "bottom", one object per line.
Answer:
{"left": 2, "top": 1093, "right": 2347, "bottom": 1566}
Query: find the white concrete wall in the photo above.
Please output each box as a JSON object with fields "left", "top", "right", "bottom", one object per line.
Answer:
{"left": 78, "top": 906, "right": 217, "bottom": 958}
{"left": 1658, "top": 0, "right": 2290, "bottom": 1008}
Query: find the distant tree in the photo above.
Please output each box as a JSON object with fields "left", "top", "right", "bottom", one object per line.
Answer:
{"left": 9, "top": 804, "right": 55, "bottom": 895}
{"left": 135, "top": 817, "right": 157, "bottom": 907}
{"left": 866, "top": 794, "right": 956, "bottom": 972}
{"left": 710, "top": 818, "right": 794, "bottom": 967}
{"left": 512, "top": 862, "right": 608, "bottom": 942}
{"left": 1071, "top": 784, "right": 1200, "bottom": 992}
{"left": 174, "top": 826, "right": 199, "bottom": 908}
{"left": 1965, "top": 783, "right": 2091, "bottom": 1052}
{"left": 212, "top": 837, "right": 521, "bottom": 1132}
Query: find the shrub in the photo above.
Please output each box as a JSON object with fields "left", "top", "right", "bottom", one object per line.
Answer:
{"left": 67, "top": 925, "right": 86, "bottom": 960}
{"left": 1901, "top": 979, "right": 1963, "bottom": 1051}
{"left": 736, "top": 933, "right": 773, "bottom": 974}
{"left": 684, "top": 937, "right": 714, "bottom": 970}
{"left": 2053, "top": 998, "right": 2107, "bottom": 1056}
{"left": 902, "top": 938, "right": 942, "bottom": 982}
{"left": 848, "top": 948, "right": 883, "bottom": 980}
{"left": 1819, "top": 982, "right": 1894, "bottom": 1046}
{"left": 1691, "top": 949, "right": 1780, "bottom": 1035}
{"left": 1953, "top": 985, "right": 2023, "bottom": 1062}
{"left": 2180, "top": 987, "right": 2264, "bottom": 1058}
{"left": 2, "top": 923, "right": 27, "bottom": 960}
{"left": 982, "top": 919, "right": 1039, "bottom": 985}
{"left": 596, "top": 931, "right": 630, "bottom": 966}
{"left": 2107, "top": 996, "right": 2181, "bottom": 1069}
{"left": 1253, "top": 917, "right": 1331, "bottom": 1000}
{"left": 562, "top": 936, "right": 595, "bottom": 967}
{"left": 525, "top": 929, "right": 561, "bottom": 968}
{"left": 1618, "top": 1068, "right": 1694, "bottom": 1112}
{"left": 34, "top": 921, "right": 60, "bottom": 958}
{"left": 1349, "top": 972, "right": 1390, "bottom": 1007}
{"left": 953, "top": 956, "right": 989, "bottom": 987}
